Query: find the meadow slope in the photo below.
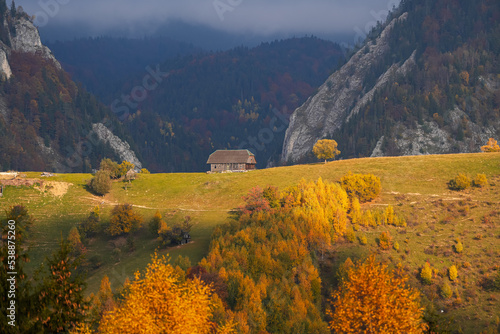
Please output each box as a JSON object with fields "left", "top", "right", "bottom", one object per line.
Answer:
{"left": 1, "top": 152, "right": 499, "bottom": 332}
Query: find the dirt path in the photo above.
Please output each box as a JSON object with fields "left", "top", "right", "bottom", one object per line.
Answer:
{"left": 81, "top": 196, "right": 229, "bottom": 212}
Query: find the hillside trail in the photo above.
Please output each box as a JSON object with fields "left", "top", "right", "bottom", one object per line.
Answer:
{"left": 82, "top": 196, "right": 229, "bottom": 212}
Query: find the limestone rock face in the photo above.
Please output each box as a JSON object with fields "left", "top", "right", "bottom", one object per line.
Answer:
{"left": 10, "top": 17, "right": 61, "bottom": 69}
{"left": 0, "top": 48, "right": 11, "bottom": 79}
{"left": 282, "top": 13, "right": 409, "bottom": 163}
{"left": 92, "top": 123, "right": 143, "bottom": 170}
{"left": 0, "top": 10, "right": 61, "bottom": 80}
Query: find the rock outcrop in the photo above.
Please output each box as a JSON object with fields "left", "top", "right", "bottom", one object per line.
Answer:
{"left": 92, "top": 123, "right": 143, "bottom": 170}
{"left": 0, "top": 48, "right": 11, "bottom": 79}
{"left": 371, "top": 107, "right": 498, "bottom": 157}
{"left": 282, "top": 13, "right": 410, "bottom": 163}
{"left": 0, "top": 8, "right": 60, "bottom": 80}
{"left": 10, "top": 16, "right": 61, "bottom": 69}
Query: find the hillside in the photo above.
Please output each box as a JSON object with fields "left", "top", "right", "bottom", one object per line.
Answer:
{"left": 283, "top": 0, "right": 500, "bottom": 163}
{"left": 1, "top": 152, "right": 499, "bottom": 332}
{"left": 0, "top": 2, "right": 142, "bottom": 172}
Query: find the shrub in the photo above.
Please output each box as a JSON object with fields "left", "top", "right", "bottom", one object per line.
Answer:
{"left": 441, "top": 282, "right": 453, "bottom": 299}
{"left": 89, "top": 170, "right": 111, "bottom": 196}
{"left": 140, "top": 168, "right": 150, "bottom": 174}
{"left": 378, "top": 231, "right": 393, "bottom": 250}
{"left": 473, "top": 174, "right": 488, "bottom": 188}
{"left": 79, "top": 206, "right": 100, "bottom": 238}
{"left": 448, "top": 174, "right": 471, "bottom": 191}
{"left": 340, "top": 172, "right": 381, "bottom": 203}
{"left": 454, "top": 241, "right": 463, "bottom": 253}
{"left": 393, "top": 241, "right": 400, "bottom": 251}
{"left": 100, "top": 158, "right": 120, "bottom": 178}
{"left": 449, "top": 265, "right": 458, "bottom": 281}
{"left": 359, "top": 235, "right": 368, "bottom": 245}
{"left": 420, "top": 262, "right": 433, "bottom": 285}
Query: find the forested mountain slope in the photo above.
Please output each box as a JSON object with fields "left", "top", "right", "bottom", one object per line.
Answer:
{"left": 0, "top": 1, "right": 140, "bottom": 172}
{"left": 117, "top": 37, "right": 343, "bottom": 172}
{"left": 283, "top": 0, "right": 500, "bottom": 163}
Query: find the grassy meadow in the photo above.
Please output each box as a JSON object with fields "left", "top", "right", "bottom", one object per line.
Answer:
{"left": 1, "top": 152, "right": 499, "bottom": 332}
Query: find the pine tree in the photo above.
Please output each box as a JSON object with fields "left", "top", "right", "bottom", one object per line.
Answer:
{"left": 10, "top": 0, "right": 15, "bottom": 17}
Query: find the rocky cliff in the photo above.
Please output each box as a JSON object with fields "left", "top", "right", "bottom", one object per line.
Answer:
{"left": 0, "top": 8, "right": 61, "bottom": 78}
{"left": 282, "top": 13, "right": 412, "bottom": 163}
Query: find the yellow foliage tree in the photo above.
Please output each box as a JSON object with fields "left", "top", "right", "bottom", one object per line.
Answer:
{"left": 99, "top": 254, "right": 223, "bottom": 334}
{"left": 481, "top": 138, "right": 500, "bottom": 152}
{"left": 117, "top": 161, "right": 135, "bottom": 178}
{"left": 327, "top": 256, "right": 428, "bottom": 333}
{"left": 313, "top": 139, "right": 340, "bottom": 163}
{"left": 108, "top": 204, "right": 143, "bottom": 236}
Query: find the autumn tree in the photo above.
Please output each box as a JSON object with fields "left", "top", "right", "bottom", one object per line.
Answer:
{"left": 313, "top": 139, "right": 340, "bottom": 163}
{"left": 98, "top": 253, "right": 224, "bottom": 333}
{"left": 68, "top": 226, "right": 86, "bottom": 257}
{"left": 239, "top": 186, "right": 271, "bottom": 215}
{"left": 87, "top": 275, "right": 116, "bottom": 330}
{"left": 108, "top": 204, "right": 143, "bottom": 237}
{"left": 481, "top": 138, "right": 500, "bottom": 152}
{"left": 117, "top": 161, "right": 135, "bottom": 178}
{"left": 327, "top": 256, "right": 428, "bottom": 333}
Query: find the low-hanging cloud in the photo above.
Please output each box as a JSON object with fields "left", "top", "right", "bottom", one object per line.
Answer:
{"left": 16, "top": 0, "right": 400, "bottom": 40}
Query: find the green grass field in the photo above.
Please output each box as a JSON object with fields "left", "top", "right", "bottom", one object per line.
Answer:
{"left": 1, "top": 152, "right": 499, "bottom": 332}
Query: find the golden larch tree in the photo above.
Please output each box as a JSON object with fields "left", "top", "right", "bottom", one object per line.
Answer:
{"left": 98, "top": 254, "right": 220, "bottom": 334}
{"left": 327, "top": 256, "right": 428, "bottom": 334}
{"left": 313, "top": 139, "right": 340, "bottom": 163}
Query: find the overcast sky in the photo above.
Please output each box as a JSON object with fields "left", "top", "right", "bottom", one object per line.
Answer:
{"left": 16, "top": 0, "right": 401, "bottom": 44}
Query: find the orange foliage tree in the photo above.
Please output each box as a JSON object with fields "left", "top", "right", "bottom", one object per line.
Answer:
{"left": 98, "top": 253, "right": 230, "bottom": 333}
{"left": 107, "top": 204, "right": 143, "bottom": 236}
{"left": 327, "top": 256, "right": 427, "bottom": 333}
{"left": 481, "top": 138, "right": 500, "bottom": 152}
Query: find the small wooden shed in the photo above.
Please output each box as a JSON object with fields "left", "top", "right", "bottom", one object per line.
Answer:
{"left": 207, "top": 150, "right": 257, "bottom": 172}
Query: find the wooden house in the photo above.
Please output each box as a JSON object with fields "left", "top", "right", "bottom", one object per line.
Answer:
{"left": 207, "top": 150, "right": 257, "bottom": 172}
